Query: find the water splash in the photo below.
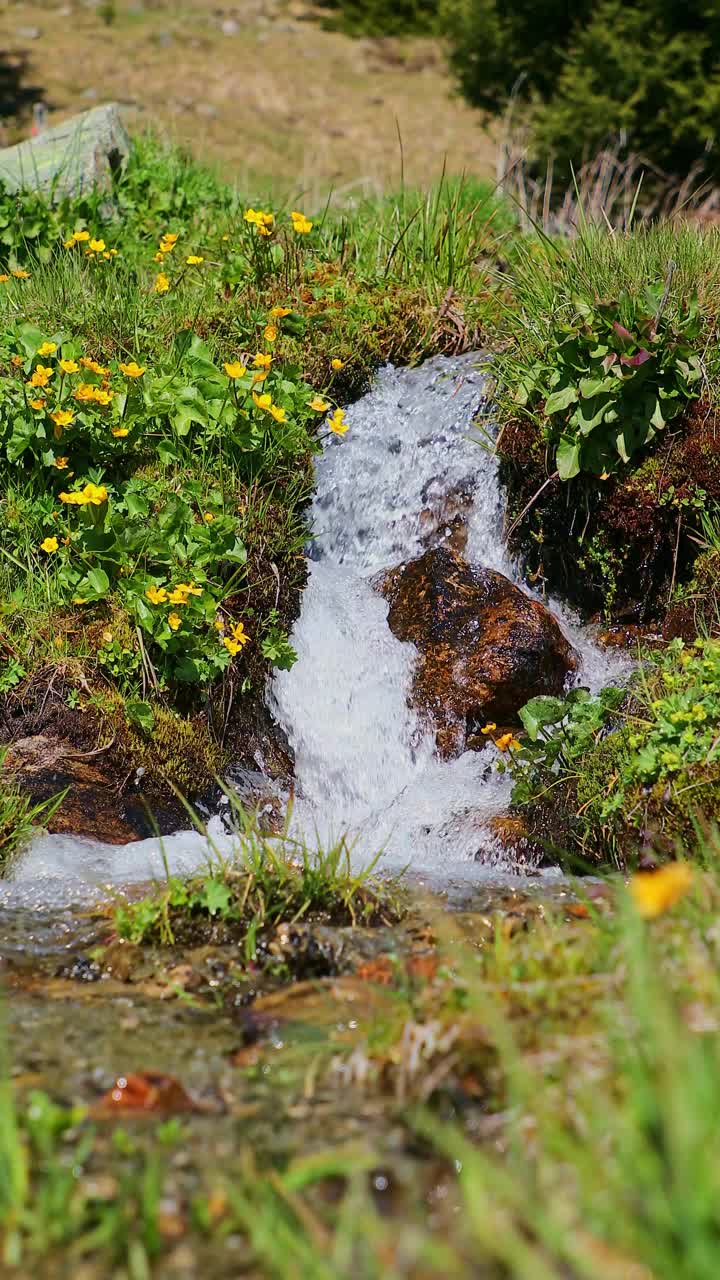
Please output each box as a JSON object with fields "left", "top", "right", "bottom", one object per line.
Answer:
{"left": 272, "top": 353, "right": 626, "bottom": 874}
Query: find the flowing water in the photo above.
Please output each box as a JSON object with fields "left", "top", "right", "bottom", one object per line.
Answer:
{"left": 5, "top": 353, "right": 627, "bottom": 903}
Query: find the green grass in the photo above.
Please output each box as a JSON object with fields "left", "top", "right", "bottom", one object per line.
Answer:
{"left": 113, "top": 801, "right": 405, "bottom": 950}
{"left": 0, "top": 748, "right": 60, "bottom": 867}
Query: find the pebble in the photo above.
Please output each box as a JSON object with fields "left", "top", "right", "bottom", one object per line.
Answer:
{"left": 17, "top": 26, "right": 41, "bottom": 39}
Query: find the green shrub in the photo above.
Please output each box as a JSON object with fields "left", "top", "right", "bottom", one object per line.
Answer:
{"left": 444, "top": 0, "right": 720, "bottom": 184}
{"left": 496, "top": 223, "right": 719, "bottom": 481}
{"left": 318, "top": 0, "right": 439, "bottom": 36}
{"left": 516, "top": 287, "right": 703, "bottom": 480}
{"left": 504, "top": 636, "right": 720, "bottom": 860}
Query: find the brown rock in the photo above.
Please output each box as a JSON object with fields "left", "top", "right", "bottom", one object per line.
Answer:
{"left": 382, "top": 546, "right": 577, "bottom": 757}
{"left": 3, "top": 734, "right": 146, "bottom": 844}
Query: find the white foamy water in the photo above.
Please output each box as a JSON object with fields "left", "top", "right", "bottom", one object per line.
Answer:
{"left": 8, "top": 353, "right": 628, "bottom": 897}
{"left": 271, "top": 353, "right": 626, "bottom": 874}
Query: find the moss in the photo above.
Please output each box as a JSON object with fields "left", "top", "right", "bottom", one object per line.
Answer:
{"left": 111, "top": 698, "right": 228, "bottom": 799}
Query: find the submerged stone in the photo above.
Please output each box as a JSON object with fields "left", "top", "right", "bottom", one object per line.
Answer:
{"left": 382, "top": 545, "right": 578, "bottom": 757}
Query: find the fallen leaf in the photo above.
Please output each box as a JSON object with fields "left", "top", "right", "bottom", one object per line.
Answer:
{"left": 93, "top": 1071, "right": 197, "bottom": 1115}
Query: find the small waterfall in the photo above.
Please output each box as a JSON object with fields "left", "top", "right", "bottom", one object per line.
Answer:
{"left": 271, "top": 353, "right": 625, "bottom": 875}
{"left": 7, "top": 353, "right": 627, "bottom": 897}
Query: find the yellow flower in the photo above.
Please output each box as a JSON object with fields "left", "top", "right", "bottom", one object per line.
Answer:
{"left": 231, "top": 621, "right": 250, "bottom": 647}
{"left": 263, "top": 324, "right": 278, "bottom": 343}
{"left": 186, "top": 255, "right": 204, "bottom": 265}
{"left": 224, "top": 361, "right": 247, "bottom": 379}
{"left": 174, "top": 582, "right": 202, "bottom": 597}
{"left": 269, "top": 403, "right": 286, "bottom": 423}
{"left": 30, "top": 398, "right": 46, "bottom": 410}
{"left": 244, "top": 209, "right": 274, "bottom": 234}
{"left": 102, "top": 629, "right": 114, "bottom": 644}
{"left": 53, "top": 456, "right": 69, "bottom": 469}
{"left": 309, "top": 396, "right": 329, "bottom": 412}
{"left": 494, "top": 733, "right": 517, "bottom": 752}
{"left": 37, "top": 342, "right": 57, "bottom": 357}
{"left": 146, "top": 585, "right": 168, "bottom": 605}
{"left": 59, "top": 359, "right": 79, "bottom": 375}
{"left": 0, "top": 274, "right": 8, "bottom": 283}
{"left": 40, "top": 536, "right": 59, "bottom": 553}
{"left": 11, "top": 269, "right": 30, "bottom": 279}
{"left": 74, "top": 383, "right": 96, "bottom": 401}
{"left": 290, "top": 211, "right": 313, "bottom": 234}
{"left": 252, "top": 392, "right": 272, "bottom": 411}
{"left": 30, "top": 365, "right": 54, "bottom": 387}
{"left": 154, "top": 251, "right": 165, "bottom": 263}
{"left": 629, "top": 863, "right": 693, "bottom": 919}
{"left": 79, "top": 358, "right": 109, "bottom": 375}
{"left": 159, "top": 234, "right": 178, "bottom": 253}
{"left": 253, "top": 352, "right": 272, "bottom": 370}
{"left": 223, "top": 636, "right": 242, "bottom": 656}
{"left": 168, "top": 612, "right": 182, "bottom": 632}
{"left": 59, "top": 482, "right": 108, "bottom": 506}
{"left": 50, "top": 408, "right": 74, "bottom": 428}
{"left": 73, "top": 230, "right": 90, "bottom": 242}
{"left": 119, "top": 361, "right": 146, "bottom": 378}
{"left": 89, "top": 239, "right": 106, "bottom": 253}
{"left": 331, "top": 358, "right": 345, "bottom": 371}
{"left": 92, "top": 389, "right": 114, "bottom": 406}
{"left": 64, "top": 238, "right": 76, "bottom": 248}
{"left": 252, "top": 370, "right": 268, "bottom": 384}
{"left": 154, "top": 272, "right": 170, "bottom": 294}
{"left": 480, "top": 722, "right": 497, "bottom": 735}
{"left": 112, "top": 427, "right": 129, "bottom": 437}
{"left": 204, "top": 512, "right": 214, "bottom": 522}
{"left": 11, "top": 355, "right": 23, "bottom": 367}
{"left": 270, "top": 306, "right": 291, "bottom": 318}
{"left": 328, "top": 408, "right": 348, "bottom": 436}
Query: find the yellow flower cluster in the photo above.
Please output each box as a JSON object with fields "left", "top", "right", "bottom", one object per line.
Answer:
{"left": 328, "top": 407, "right": 348, "bottom": 436}
{"left": 219, "top": 620, "right": 250, "bottom": 656}
{"left": 290, "top": 210, "right": 313, "bottom": 234}
{"left": 64, "top": 229, "right": 119, "bottom": 260}
{"left": 75, "top": 383, "right": 114, "bottom": 406}
{"left": 59, "top": 482, "right": 108, "bottom": 506}
{"left": 145, "top": 581, "right": 203, "bottom": 607}
{"left": 244, "top": 208, "right": 274, "bottom": 237}
{"left": 252, "top": 391, "right": 286, "bottom": 423}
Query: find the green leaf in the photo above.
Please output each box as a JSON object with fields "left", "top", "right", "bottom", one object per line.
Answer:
{"left": 650, "top": 398, "right": 667, "bottom": 430}
{"left": 126, "top": 700, "right": 155, "bottom": 734}
{"left": 87, "top": 567, "right": 110, "bottom": 596}
{"left": 579, "top": 376, "right": 618, "bottom": 398}
{"left": 197, "top": 879, "right": 232, "bottom": 917}
{"left": 556, "top": 437, "right": 581, "bottom": 481}
{"left": 519, "top": 695, "right": 566, "bottom": 740}
{"left": 545, "top": 385, "right": 578, "bottom": 415}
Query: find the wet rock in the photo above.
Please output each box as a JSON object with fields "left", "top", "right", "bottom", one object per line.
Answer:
{"left": 2, "top": 733, "right": 161, "bottom": 844}
{"left": 382, "top": 546, "right": 577, "bottom": 757}
{"left": 0, "top": 103, "right": 129, "bottom": 197}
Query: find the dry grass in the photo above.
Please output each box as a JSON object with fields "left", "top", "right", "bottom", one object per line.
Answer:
{"left": 0, "top": 0, "right": 495, "bottom": 199}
